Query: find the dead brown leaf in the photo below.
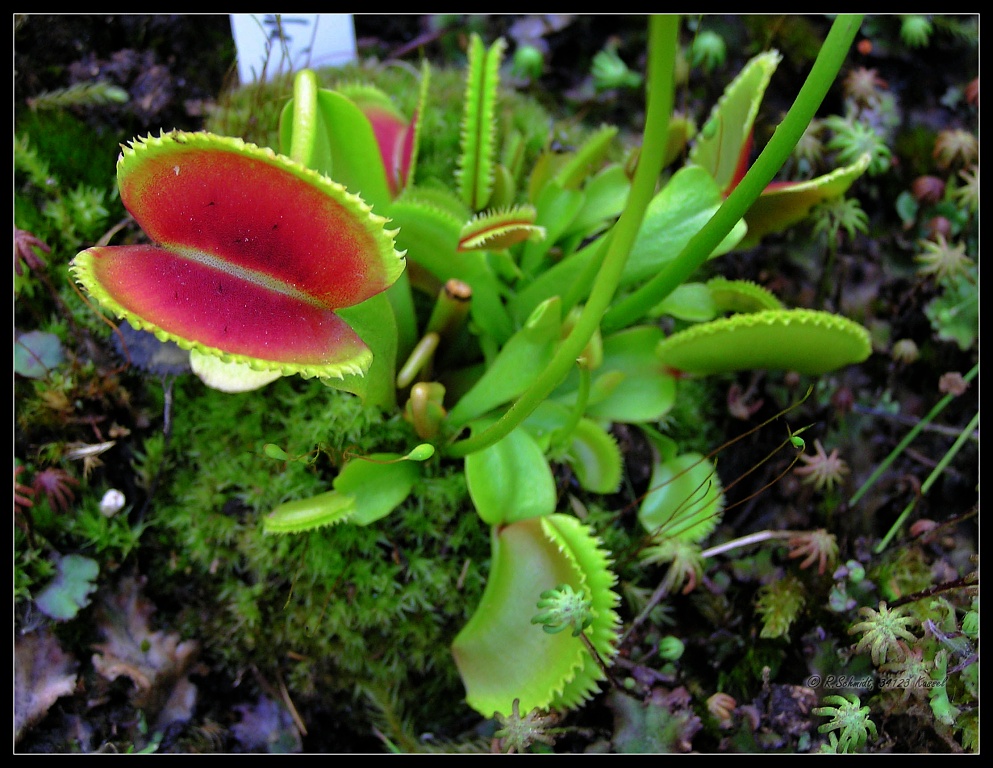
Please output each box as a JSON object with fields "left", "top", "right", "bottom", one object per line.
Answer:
{"left": 90, "top": 574, "right": 204, "bottom": 733}
{"left": 15, "top": 629, "right": 79, "bottom": 743}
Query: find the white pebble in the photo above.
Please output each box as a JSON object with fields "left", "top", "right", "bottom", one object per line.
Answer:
{"left": 99, "top": 489, "right": 126, "bottom": 517}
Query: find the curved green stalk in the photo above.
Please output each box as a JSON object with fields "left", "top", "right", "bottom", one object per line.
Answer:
{"left": 396, "top": 332, "right": 439, "bottom": 388}
{"left": 287, "top": 69, "right": 319, "bottom": 167}
{"left": 444, "top": 14, "right": 678, "bottom": 459}
{"left": 561, "top": 233, "right": 611, "bottom": 317}
{"left": 553, "top": 362, "right": 592, "bottom": 449}
{"left": 601, "top": 14, "right": 864, "bottom": 334}
{"left": 875, "top": 409, "right": 979, "bottom": 553}
{"left": 850, "top": 362, "right": 977, "bottom": 509}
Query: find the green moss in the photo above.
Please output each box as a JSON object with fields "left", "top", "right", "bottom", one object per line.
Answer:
{"left": 717, "top": 640, "right": 786, "bottom": 701}
{"left": 16, "top": 110, "right": 123, "bottom": 190}
{"left": 755, "top": 575, "right": 806, "bottom": 639}
{"left": 871, "top": 547, "right": 934, "bottom": 609}
{"left": 146, "top": 375, "right": 490, "bottom": 730}
{"left": 656, "top": 376, "right": 723, "bottom": 454}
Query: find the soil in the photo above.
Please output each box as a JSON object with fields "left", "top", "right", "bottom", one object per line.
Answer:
{"left": 14, "top": 14, "right": 978, "bottom": 754}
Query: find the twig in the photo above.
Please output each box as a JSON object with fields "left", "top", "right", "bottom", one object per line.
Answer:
{"left": 875, "top": 409, "right": 980, "bottom": 553}
{"left": 277, "top": 670, "right": 308, "bottom": 737}
{"left": 849, "top": 362, "right": 978, "bottom": 509}
{"left": 851, "top": 404, "right": 978, "bottom": 440}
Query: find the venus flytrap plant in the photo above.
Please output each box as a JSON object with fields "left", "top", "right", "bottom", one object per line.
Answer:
{"left": 70, "top": 132, "right": 407, "bottom": 393}
{"left": 70, "top": 14, "right": 875, "bottom": 726}
{"left": 457, "top": 34, "right": 507, "bottom": 212}
{"left": 601, "top": 16, "right": 867, "bottom": 335}
{"left": 451, "top": 512, "right": 622, "bottom": 717}
{"left": 686, "top": 48, "right": 871, "bottom": 250}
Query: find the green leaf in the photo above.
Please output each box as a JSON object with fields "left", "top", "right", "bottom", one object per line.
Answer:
{"left": 551, "top": 125, "right": 618, "bottom": 191}
{"left": 384, "top": 270, "right": 418, "bottom": 369}
{"left": 457, "top": 34, "right": 506, "bottom": 211}
{"left": 925, "top": 271, "right": 978, "bottom": 351}
{"left": 264, "top": 491, "right": 356, "bottom": 534}
{"left": 638, "top": 452, "right": 724, "bottom": 543}
{"left": 559, "top": 163, "right": 632, "bottom": 244}
{"left": 279, "top": 69, "right": 333, "bottom": 176}
{"left": 649, "top": 282, "right": 718, "bottom": 322}
{"left": 894, "top": 189, "right": 919, "bottom": 228}
{"left": 331, "top": 454, "right": 420, "bottom": 526}
{"left": 332, "top": 293, "right": 400, "bottom": 410}
{"left": 928, "top": 651, "right": 960, "bottom": 726}
{"left": 565, "top": 418, "right": 623, "bottom": 494}
{"left": 624, "top": 165, "right": 747, "bottom": 286}
{"left": 519, "top": 182, "right": 586, "bottom": 276}
{"left": 510, "top": 166, "right": 747, "bottom": 326}
{"left": 509, "top": 235, "right": 600, "bottom": 325}
{"left": 705, "top": 277, "right": 783, "bottom": 313}
{"left": 387, "top": 190, "right": 465, "bottom": 276}
{"left": 262, "top": 443, "right": 292, "bottom": 461}
{"left": 739, "top": 153, "right": 871, "bottom": 248}
{"left": 448, "top": 297, "right": 563, "bottom": 428}
{"left": 555, "top": 326, "right": 678, "bottom": 424}
{"left": 15, "top": 330, "right": 64, "bottom": 378}
{"left": 465, "top": 425, "right": 556, "bottom": 526}
{"left": 388, "top": 192, "right": 514, "bottom": 344}
{"left": 523, "top": 402, "right": 622, "bottom": 494}
{"left": 689, "top": 50, "right": 782, "bottom": 194}
{"left": 656, "top": 309, "right": 873, "bottom": 376}
{"left": 334, "top": 82, "right": 416, "bottom": 200}
{"left": 280, "top": 73, "right": 393, "bottom": 210}
{"left": 34, "top": 554, "right": 99, "bottom": 621}
{"left": 451, "top": 514, "right": 620, "bottom": 717}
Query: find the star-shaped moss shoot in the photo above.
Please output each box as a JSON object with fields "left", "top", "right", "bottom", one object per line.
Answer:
{"left": 71, "top": 131, "right": 405, "bottom": 382}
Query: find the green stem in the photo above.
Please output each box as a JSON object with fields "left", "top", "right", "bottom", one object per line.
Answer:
{"left": 920, "top": 410, "right": 979, "bottom": 497}
{"left": 288, "top": 69, "right": 319, "bottom": 167}
{"left": 875, "top": 409, "right": 979, "bottom": 553}
{"left": 850, "top": 362, "right": 978, "bottom": 508}
{"left": 578, "top": 630, "right": 624, "bottom": 692}
{"left": 395, "top": 332, "right": 439, "bottom": 389}
{"left": 552, "top": 362, "right": 591, "bottom": 451}
{"left": 561, "top": 234, "right": 611, "bottom": 317}
{"left": 426, "top": 278, "right": 472, "bottom": 341}
{"left": 443, "top": 15, "right": 679, "bottom": 459}
{"left": 601, "top": 14, "right": 864, "bottom": 334}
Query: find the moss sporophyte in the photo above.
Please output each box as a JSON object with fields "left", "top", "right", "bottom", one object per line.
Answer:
{"left": 71, "top": 16, "right": 872, "bottom": 721}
